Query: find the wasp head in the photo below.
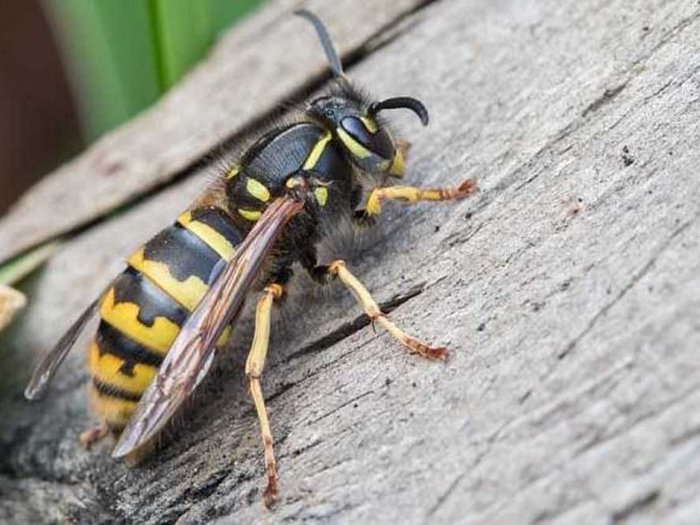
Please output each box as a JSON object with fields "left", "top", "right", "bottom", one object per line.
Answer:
{"left": 298, "top": 9, "right": 429, "bottom": 178}
{"left": 310, "top": 94, "right": 428, "bottom": 177}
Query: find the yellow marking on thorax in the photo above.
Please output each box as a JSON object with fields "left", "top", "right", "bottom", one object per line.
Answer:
{"left": 99, "top": 288, "right": 180, "bottom": 353}
{"left": 360, "top": 116, "right": 378, "bottom": 133}
{"left": 314, "top": 187, "right": 329, "bottom": 206}
{"left": 226, "top": 164, "right": 241, "bottom": 179}
{"left": 303, "top": 130, "right": 333, "bottom": 170}
{"left": 127, "top": 247, "right": 208, "bottom": 311}
{"left": 88, "top": 341, "right": 158, "bottom": 395}
{"left": 246, "top": 178, "right": 271, "bottom": 202}
{"left": 336, "top": 128, "right": 371, "bottom": 159}
{"left": 177, "top": 212, "right": 236, "bottom": 261}
{"left": 89, "top": 385, "right": 137, "bottom": 427}
{"left": 238, "top": 208, "right": 262, "bottom": 221}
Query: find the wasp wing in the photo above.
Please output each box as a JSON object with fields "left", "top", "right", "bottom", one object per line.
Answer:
{"left": 24, "top": 298, "right": 100, "bottom": 400}
{"left": 112, "top": 195, "right": 305, "bottom": 458}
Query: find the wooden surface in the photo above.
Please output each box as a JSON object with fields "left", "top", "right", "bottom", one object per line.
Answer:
{"left": 2, "top": 0, "right": 700, "bottom": 523}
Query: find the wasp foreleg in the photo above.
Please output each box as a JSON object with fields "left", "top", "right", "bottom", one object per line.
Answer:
{"left": 361, "top": 178, "right": 477, "bottom": 218}
{"left": 246, "top": 283, "right": 284, "bottom": 508}
{"left": 326, "top": 260, "right": 448, "bottom": 360}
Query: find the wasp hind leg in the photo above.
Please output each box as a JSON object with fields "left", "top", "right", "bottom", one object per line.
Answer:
{"left": 357, "top": 178, "right": 477, "bottom": 221}
{"left": 79, "top": 425, "right": 110, "bottom": 450}
{"left": 246, "top": 283, "right": 285, "bottom": 508}
{"left": 326, "top": 260, "right": 448, "bottom": 360}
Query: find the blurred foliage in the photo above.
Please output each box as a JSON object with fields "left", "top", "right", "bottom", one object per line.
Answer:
{"left": 0, "top": 241, "right": 60, "bottom": 286}
{"left": 0, "top": 241, "right": 59, "bottom": 333}
{"left": 42, "top": 0, "right": 261, "bottom": 141}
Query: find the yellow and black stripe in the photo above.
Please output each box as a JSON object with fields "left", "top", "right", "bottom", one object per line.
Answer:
{"left": 89, "top": 205, "right": 243, "bottom": 432}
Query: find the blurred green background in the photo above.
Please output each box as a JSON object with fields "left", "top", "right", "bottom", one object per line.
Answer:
{"left": 46, "top": 0, "right": 261, "bottom": 140}
{"left": 0, "top": 0, "right": 262, "bottom": 213}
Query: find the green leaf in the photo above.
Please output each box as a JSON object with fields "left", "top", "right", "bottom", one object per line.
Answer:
{"left": 43, "top": 0, "right": 161, "bottom": 140}
{"left": 0, "top": 241, "right": 60, "bottom": 286}
{"left": 149, "top": 0, "right": 261, "bottom": 90}
{"left": 43, "top": 0, "right": 262, "bottom": 139}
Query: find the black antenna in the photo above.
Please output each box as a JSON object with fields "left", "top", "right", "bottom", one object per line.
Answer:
{"left": 369, "top": 97, "right": 430, "bottom": 126}
{"left": 295, "top": 9, "right": 344, "bottom": 77}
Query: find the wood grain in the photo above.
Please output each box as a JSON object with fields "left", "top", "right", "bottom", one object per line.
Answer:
{"left": 1, "top": 0, "right": 699, "bottom": 523}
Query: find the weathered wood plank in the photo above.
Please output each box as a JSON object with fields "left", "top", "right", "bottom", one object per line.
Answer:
{"left": 2, "top": 0, "right": 700, "bottom": 523}
{"left": 0, "top": 0, "right": 426, "bottom": 263}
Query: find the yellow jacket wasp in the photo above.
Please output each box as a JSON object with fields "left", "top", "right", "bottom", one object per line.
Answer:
{"left": 24, "top": 10, "right": 476, "bottom": 507}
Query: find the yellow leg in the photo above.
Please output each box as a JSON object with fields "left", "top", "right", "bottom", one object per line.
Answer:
{"left": 246, "top": 283, "right": 284, "bottom": 508}
{"left": 328, "top": 261, "right": 448, "bottom": 360}
{"left": 365, "top": 178, "right": 477, "bottom": 216}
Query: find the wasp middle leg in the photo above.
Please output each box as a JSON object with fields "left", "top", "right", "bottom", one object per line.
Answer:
{"left": 246, "top": 283, "right": 284, "bottom": 507}
{"left": 306, "top": 258, "right": 448, "bottom": 360}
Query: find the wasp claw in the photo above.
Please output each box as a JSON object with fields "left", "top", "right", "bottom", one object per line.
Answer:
{"left": 424, "top": 346, "right": 449, "bottom": 361}
{"left": 263, "top": 478, "right": 279, "bottom": 509}
{"left": 455, "top": 178, "right": 478, "bottom": 198}
{"left": 402, "top": 335, "right": 449, "bottom": 361}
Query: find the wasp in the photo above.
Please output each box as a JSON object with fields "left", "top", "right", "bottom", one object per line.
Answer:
{"left": 24, "top": 10, "right": 476, "bottom": 507}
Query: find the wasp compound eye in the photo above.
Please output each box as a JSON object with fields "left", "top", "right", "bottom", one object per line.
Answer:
{"left": 339, "top": 116, "right": 394, "bottom": 160}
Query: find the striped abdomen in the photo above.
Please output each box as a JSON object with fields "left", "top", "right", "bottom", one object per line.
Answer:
{"left": 88, "top": 206, "right": 243, "bottom": 433}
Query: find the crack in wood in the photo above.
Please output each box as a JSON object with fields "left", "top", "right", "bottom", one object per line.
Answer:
{"left": 306, "top": 390, "right": 375, "bottom": 426}
{"left": 582, "top": 81, "right": 629, "bottom": 118}
{"left": 610, "top": 490, "right": 661, "bottom": 523}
